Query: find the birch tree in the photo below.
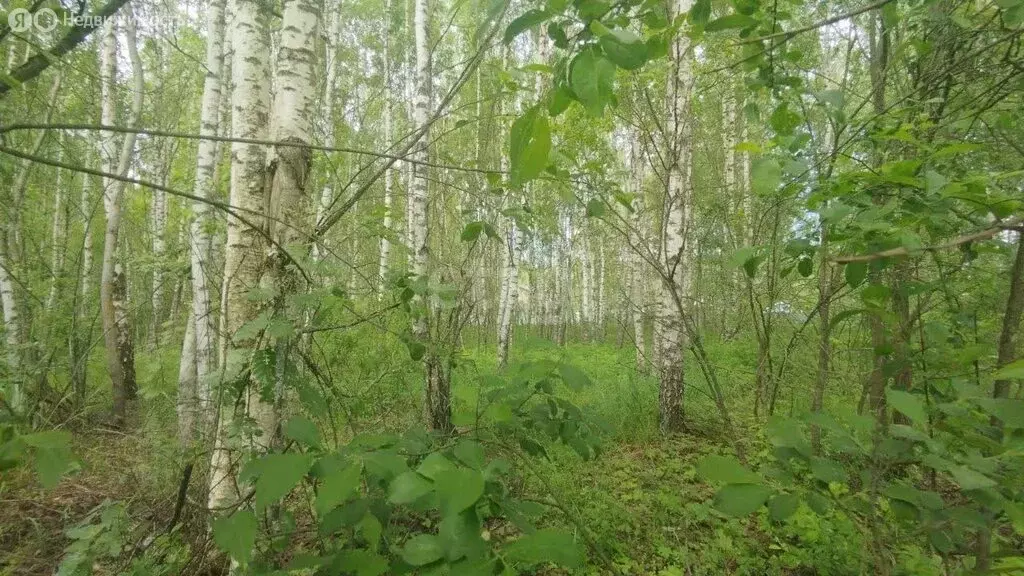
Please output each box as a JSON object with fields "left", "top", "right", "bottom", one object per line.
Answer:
{"left": 209, "top": 0, "right": 273, "bottom": 514}
{"left": 179, "top": 0, "right": 227, "bottom": 444}
{"left": 654, "top": 0, "right": 694, "bottom": 433}
{"left": 99, "top": 13, "right": 143, "bottom": 427}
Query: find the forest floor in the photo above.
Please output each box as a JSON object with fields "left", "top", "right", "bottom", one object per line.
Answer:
{"left": 1, "top": 338, "right": 873, "bottom": 575}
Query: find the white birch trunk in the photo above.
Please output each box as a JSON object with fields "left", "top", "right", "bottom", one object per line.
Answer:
{"left": 313, "top": 7, "right": 341, "bottom": 262}
{"left": 656, "top": 0, "right": 694, "bottom": 433}
{"left": 378, "top": 0, "right": 394, "bottom": 294}
{"left": 100, "top": 13, "right": 143, "bottom": 426}
{"left": 181, "top": 0, "right": 227, "bottom": 445}
{"left": 209, "top": 0, "right": 272, "bottom": 516}
{"left": 629, "top": 136, "right": 648, "bottom": 373}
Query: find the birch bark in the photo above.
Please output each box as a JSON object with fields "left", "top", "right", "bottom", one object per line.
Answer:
{"left": 656, "top": 0, "right": 694, "bottom": 433}
{"left": 180, "top": 0, "right": 227, "bottom": 444}
{"left": 100, "top": 13, "right": 143, "bottom": 427}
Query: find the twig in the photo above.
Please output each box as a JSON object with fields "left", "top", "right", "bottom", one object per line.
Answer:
{"left": 832, "top": 217, "right": 1022, "bottom": 264}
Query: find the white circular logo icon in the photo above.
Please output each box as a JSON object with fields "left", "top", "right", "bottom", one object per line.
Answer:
{"left": 34, "top": 8, "right": 59, "bottom": 33}
{"left": 7, "top": 8, "right": 32, "bottom": 33}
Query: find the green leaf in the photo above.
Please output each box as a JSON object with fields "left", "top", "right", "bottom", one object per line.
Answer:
{"left": 417, "top": 452, "right": 457, "bottom": 480}
{"left": 454, "top": 440, "right": 486, "bottom": 469}
{"left": 439, "top": 509, "right": 486, "bottom": 561}
{"left": 504, "top": 9, "right": 551, "bottom": 44}
{"left": 504, "top": 528, "right": 584, "bottom": 568}
{"left": 407, "top": 340, "right": 426, "bottom": 361}
{"left": 973, "top": 398, "right": 1024, "bottom": 428}
{"left": 316, "top": 462, "right": 363, "bottom": 515}
{"left": 768, "top": 493, "right": 800, "bottom": 521}
{"left": 585, "top": 198, "right": 606, "bottom": 217}
{"left": 20, "top": 431, "right": 73, "bottom": 489}
{"left": 713, "top": 483, "right": 773, "bottom": 516}
{"left": 509, "top": 107, "right": 551, "bottom": 186}
{"left": 705, "top": 13, "right": 757, "bottom": 31}
{"left": 844, "top": 261, "right": 867, "bottom": 288}
{"left": 388, "top": 471, "right": 434, "bottom": 504}
{"left": 435, "top": 468, "right": 485, "bottom": 515}
{"left": 461, "top": 221, "right": 484, "bottom": 242}
{"left": 212, "top": 510, "right": 258, "bottom": 563}
{"left": 253, "top": 453, "right": 313, "bottom": 511}
{"left": 548, "top": 85, "right": 573, "bottom": 116}
{"left": 400, "top": 534, "right": 445, "bottom": 566}
{"left": 770, "top": 102, "right": 801, "bottom": 136}
{"left": 361, "top": 450, "right": 408, "bottom": 481}
{"left": 689, "top": 0, "right": 711, "bottom": 25}
{"left": 600, "top": 28, "right": 648, "bottom": 70}
{"left": 558, "top": 363, "right": 592, "bottom": 390}
{"left": 886, "top": 389, "right": 927, "bottom": 425}
{"left": 283, "top": 415, "right": 321, "bottom": 448}
{"left": 950, "top": 466, "right": 996, "bottom": 490}
{"left": 696, "top": 454, "right": 760, "bottom": 484}
{"left": 992, "top": 358, "right": 1024, "bottom": 380}
{"left": 743, "top": 255, "right": 765, "bottom": 279}
{"left": 334, "top": 549, "right": 388, "bottom": 576}
{"left": 809, "top": 457, "right": 847, "bottom": 484}
{"left": 797, "top": 257, "right": 813, "bottom": 277}
{"left": 568, "top": 48, "right": 615, "bottom": 117}
{"left": 751, "top": 159, "right": 781, "bottom": 196}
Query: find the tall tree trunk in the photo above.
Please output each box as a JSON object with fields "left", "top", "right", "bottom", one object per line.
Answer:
{"left": 181, "top": 0, "right": 227, "bottom": 445}
{"left": 994, "top": 231, "right": 1024, "bottom": 407}
{"left": 2, "top": 72, "right": 61, "bottom": 414}
{"left": 629, "top": 135, "right": 648, "bottom": 373}
{"left": 314, "top": 7, "right": 341, "bottom": 262}
{"left": 72, "top": 172, "right": 94, "bottom": 401}
{"left": 100, "top": 13, "right": 143, "bottom": 428}
{"left": 209, "top": 0, "right": 272, "bottom": 516}
{"left": 46, "top": 136, "right": 65, "bottom": 313}
{"left": 656, "top": 0, "right": 694, "bottom": 433}
{"left": 378, "top": 0, "right": 394, "bottom": 295}
{"left": 409, "top": 0, "right": 450, "bottom": 432}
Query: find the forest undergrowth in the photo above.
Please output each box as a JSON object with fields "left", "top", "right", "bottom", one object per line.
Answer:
{"left": 2, "top": 331, "right": 937, "bottom": 576}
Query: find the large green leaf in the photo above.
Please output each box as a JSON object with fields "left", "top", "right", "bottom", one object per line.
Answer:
{"left": 503, "top": 528, "right": 585, "bottom": 568}
{"left": 435, "top": 468, "right": 485, "bottom": 515}
{"left": 20, "top": 431, "right": 73, "bottom": 489}
{"left": 283, "top": 415, "right": 321, "bottom": 449}
{"left": 400, "top": 534, "right": 445, "bottom": 566}
{"left": 315, "top": 461, "right": 363, "bottom": 515}
{"left": 334, "top": 549, "right": 388, "bottom": 576}
{"left": 844, "top": 261, "right": 867, "bottom": 288}
{"left": 992, "top": 358, "right": 1024, "bottom": 380}
{"left": 696, "top": 455, "right": 760, "bottom": 484}
{"left": 439, "top": 509, "right": 486, "bottom": 561}
{"left": 885, "top": 389, "right": 927, "bottom": 425}
{"left": 768, "top": 493, "right": 800, "bottom": 521}
{"left": 509, "top": 107, "right": 551, "bottom": 186}
{"left": 503, "top": 9, "right": 551, "bottom": 44}
{"left": 599, "top": 28, "right": 648, "bottom": 70}
{"left": 569, "top": 48, "right": 615, "bottom": 116}
{"left": 212, "top": 510, "right": 258, "bottom": 563}
{"left": 417, "top": 452, "right": 457, "bottom": 480}
{"left": 705, "top": 13, "right": 758, "bottom": 31}
{"left": 388, "top": 471, "right": 434, "bottom": 504}
{"left": 950, "top": 466, "right": 996, "bottom": 490}
{"left": 973, "top": 397, "right": 1024, "bottom": 428}
{"left": 558, "top": 363, "right": 592, "bottom": 390}
{"left": 713, "top": 483, "right": 773, "bottom": 516}
{"left": 252, "top": 453, "right": 313, "bottom": 511}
